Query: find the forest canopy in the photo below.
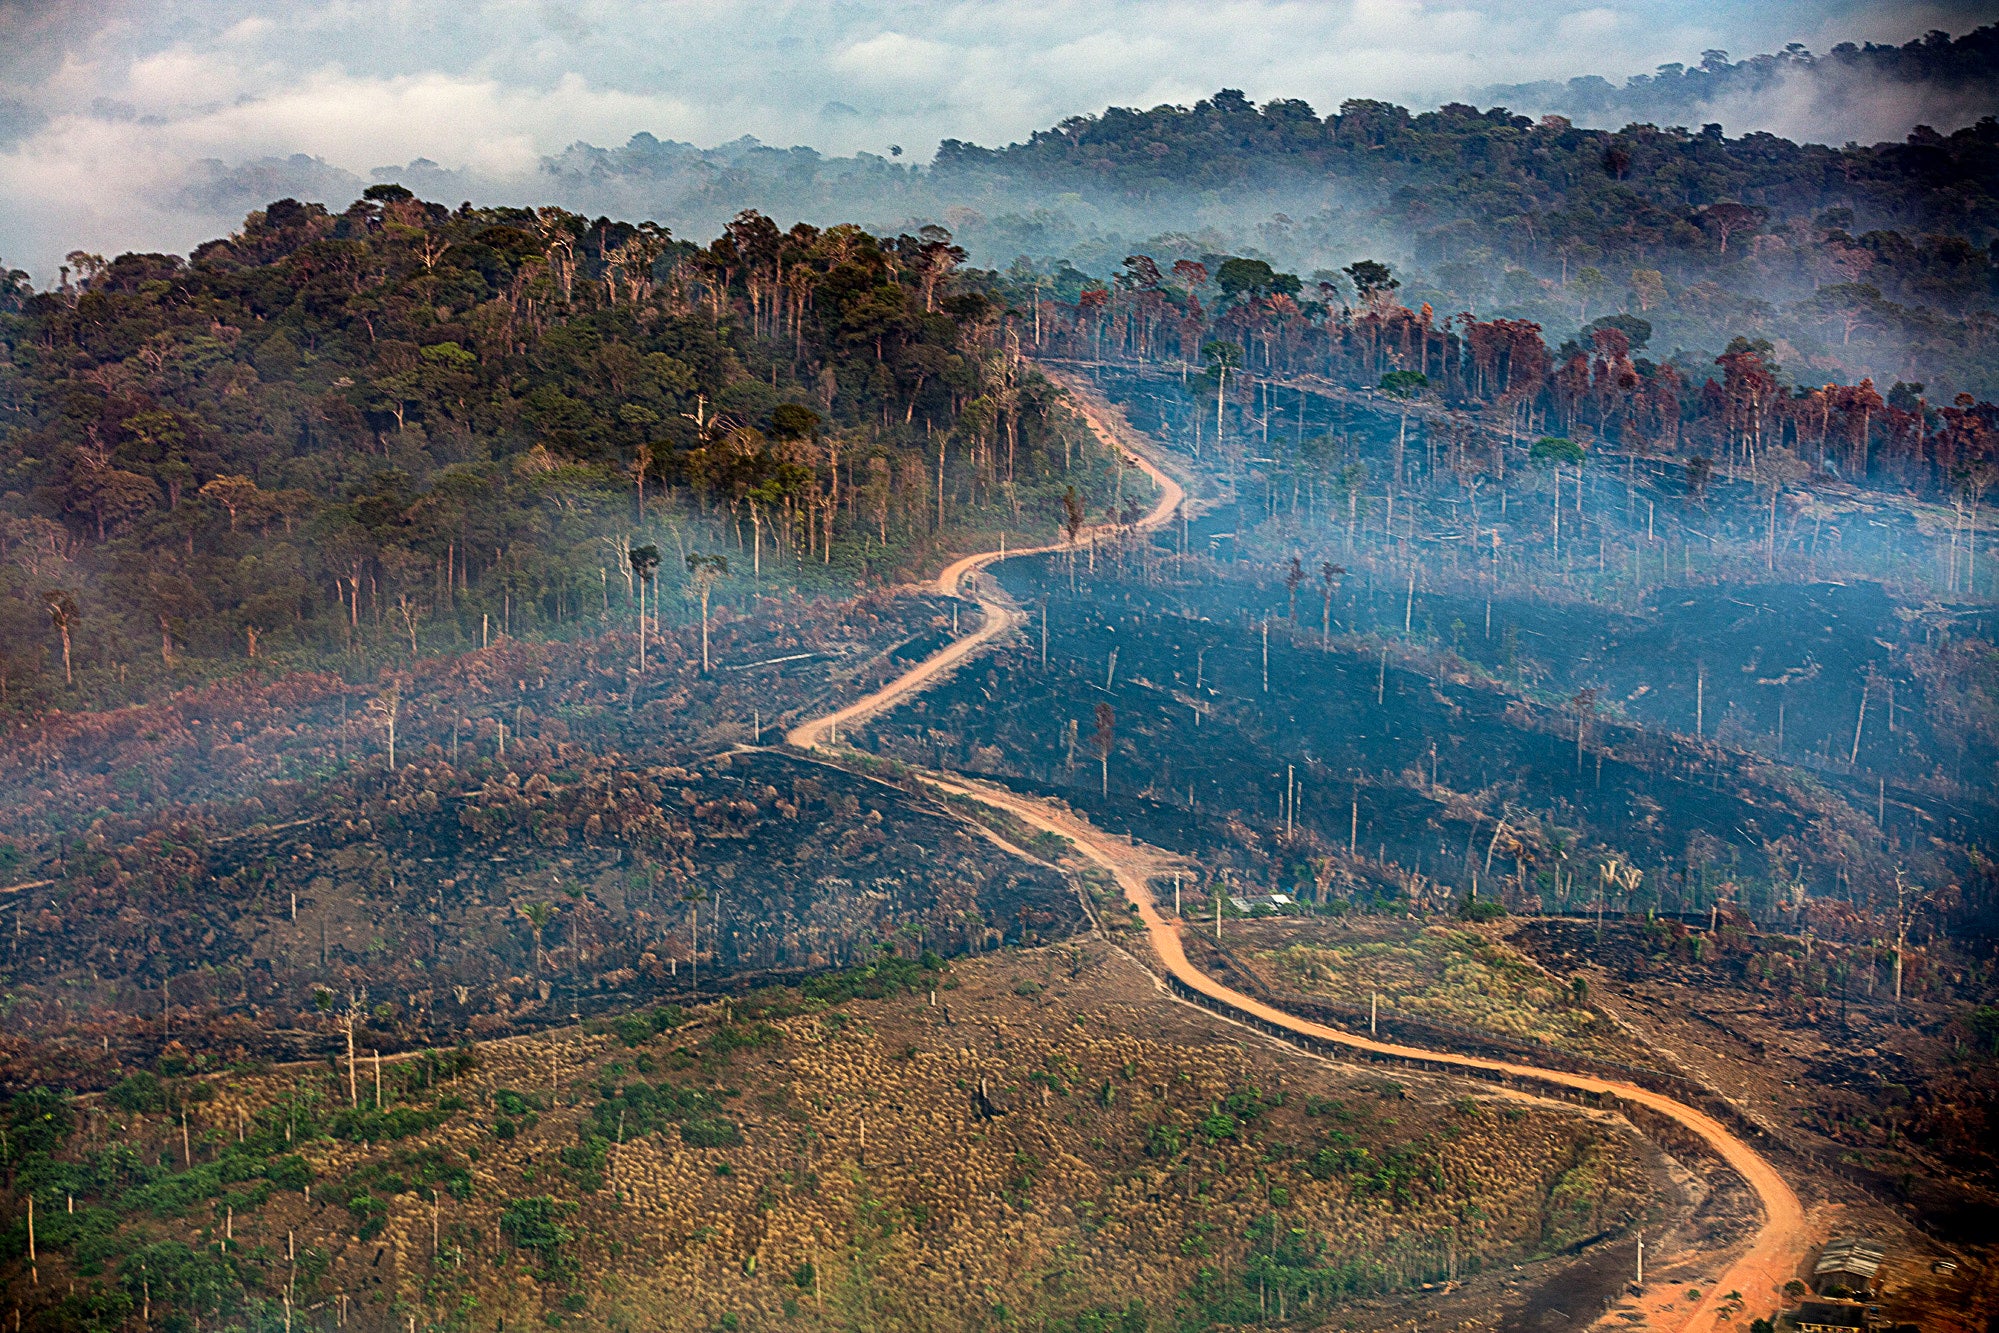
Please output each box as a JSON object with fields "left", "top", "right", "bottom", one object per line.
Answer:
{"left": 0, "top": 194, "right": 1113, "bottom": 711}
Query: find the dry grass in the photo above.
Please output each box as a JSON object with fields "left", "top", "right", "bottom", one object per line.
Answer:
{"left": 36, "top": 944, "right": 1652, "bottom": 1332}
{"left": 1242, "top": 921, "right": 1617, "bottom": 1054}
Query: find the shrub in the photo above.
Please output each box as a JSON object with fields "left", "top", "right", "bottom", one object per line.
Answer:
{"left": 679, "top": 1115, "right": 742, "bottom": 1149}
{"left": 1197, "top": 1110, "right": 1239, "bottom": 1142}
{"left": 106, "top": 1073, "right": 167, "bottom": 1114}
{"left": 800, "top": 949, "right": 944, "bottom": 1004}
{"left": 500, "top": 1195, "right": 578, "bottom": 1279}
{"left": 265, "top": 1154, "right": 314, "bottom": 1192}
{"left": 3, "top": 1087, "right": 74, "bottom": 1160}
{"left": 329, "top": 1105, "right": 451, "bottom": 1143}
{"left": 559, "top": 1137, "right": 609, "bottom": 1191}
{"left": 707, "top": 1023, "right": 779, "bottom": 1056}
{"left": 492, "top": 1089, "right": 541, "bottom": 1116}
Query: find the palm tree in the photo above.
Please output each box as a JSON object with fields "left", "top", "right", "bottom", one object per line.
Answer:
{"left": 518, "top": 902, "right": 555, "bottom": 975}
{"left": 686, "top": 552, "right": 728, "bottom": 672}
{"left": 628, "top": 543, "right": 660, "bottom": 674}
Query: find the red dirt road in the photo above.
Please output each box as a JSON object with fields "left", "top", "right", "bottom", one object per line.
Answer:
{"left": 787, "top": 368, "right": 1810, "bottom": 1331}
{"left": 785, "top": 380, "right": 1185, "bottom": 751}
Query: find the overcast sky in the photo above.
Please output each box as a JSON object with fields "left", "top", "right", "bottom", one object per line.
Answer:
{"left": 0, "top": 0, "right": 1987, "bottom": 278}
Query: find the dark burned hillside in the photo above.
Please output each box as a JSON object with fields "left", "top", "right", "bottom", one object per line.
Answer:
{"left": 861, "top": 555, "right": 1880, "bottom": 910}
{"left": 0, "top": 190, "right": 1139, "bottom": 1092}
{"left": 0, "top": 589, "right": 951, "bottom": 849}
{"left": 0, "top": 747, "right": 1076, "bottom": 1089}
{"left": 0, "top": 594, "right": 1087, "bottom": 1090}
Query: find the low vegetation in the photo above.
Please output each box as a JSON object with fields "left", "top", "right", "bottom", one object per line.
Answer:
{"left": 0, "top": 947, "right": 1653, "bottom": 1331}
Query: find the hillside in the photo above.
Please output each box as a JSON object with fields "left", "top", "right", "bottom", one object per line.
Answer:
{"left": 0, "top": 945, "right": 1666, "bottom": 1333}
{"left": 0, "top": 193, "right": 1122, "bottom": 716}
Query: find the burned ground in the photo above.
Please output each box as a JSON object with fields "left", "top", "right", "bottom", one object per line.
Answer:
{"left": 0, "top": 589, "right": 955, "bottom": 861}
{"left": 856, "top": 553, "right": 1891, "bottom": 922}
{"left": 0, "top": 746, "right": 1084, "bottom": 1092}
{"left": 1506, "top": 918, "right": 1999, "bottom": 1270}
{"left": 0, "top": 586, "right": 1086, "bottom": 1094}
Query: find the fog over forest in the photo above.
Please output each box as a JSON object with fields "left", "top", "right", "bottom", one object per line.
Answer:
{"left": 0, "top": 8, "right": 1995, "bottom": 1333}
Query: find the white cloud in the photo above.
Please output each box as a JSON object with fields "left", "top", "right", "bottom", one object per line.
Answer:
{"left": 0, "top": 0, "right": 1978, "bottom": 277}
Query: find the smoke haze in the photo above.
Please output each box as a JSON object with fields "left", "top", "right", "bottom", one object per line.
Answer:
{"left": 1, "top": 0, "right": 1993, "bottom": 278}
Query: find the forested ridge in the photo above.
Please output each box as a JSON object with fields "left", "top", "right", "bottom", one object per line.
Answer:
{"left": 1479, "top": 25, "right": 1999, "bottom": 132}
{"left": 930, "top": 49, "right": 1999, "bottom": 402}
{"left": 0, "top": 190, "right": 1122, "bottom": 713}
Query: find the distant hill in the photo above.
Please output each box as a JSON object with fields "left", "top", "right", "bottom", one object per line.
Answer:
{"left": 1476, "top": 25, "right": 1999, "bottom": 145}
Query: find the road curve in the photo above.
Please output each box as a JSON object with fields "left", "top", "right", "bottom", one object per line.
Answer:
{"left": 784, "top": 382, "right": 1185, "bottom": 751}
{"left": 786, "top": 367, "right": 1806, "bottom": 1332}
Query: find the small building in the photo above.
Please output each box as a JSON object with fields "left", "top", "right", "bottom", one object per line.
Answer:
{"left": 1813, "top": 1236, "right": 1887, "bottom": 1296}
{"left": 1228, "top": 893, "right": 1294, "bottom": 913}
{"left": 1793, "top": 1300, "right": 1869, "bottom": 1333}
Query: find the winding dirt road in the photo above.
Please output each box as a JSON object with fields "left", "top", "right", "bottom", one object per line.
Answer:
{"left": 785, "top": 386, "right": 1185, "bottom": 752}
{"left": 786, "top": 370, "right": 1808, "bottom": 1331}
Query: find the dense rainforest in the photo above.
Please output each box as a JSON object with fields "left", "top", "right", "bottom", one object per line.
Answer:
{"left": 0, "top": 190, "right": 1122, "bottom": 713}
{"left": 266, "top": 29, "right": 1990, "bottom": 414}
{"left": 937, "top": 77, "right": 1999, "bottom": 403}
{"left": 1478, "top": 24, "right": 1999, "bottom": 135}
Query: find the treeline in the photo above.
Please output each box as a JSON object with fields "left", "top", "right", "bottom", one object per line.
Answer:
{"left": 937, "top": 85, "right": 1997, "bottom": 260}
{"left": 938, "top": 86, "right": 1999, "bottom": 399}
{"left": 1480, "top": 25, "right": 1999, "bottom": 130}
{"left": 1026, "top": 252, "right": 1999, "bottom": 504}
{"left": 0, "top": 191, "right": 1114, "bottom": 710}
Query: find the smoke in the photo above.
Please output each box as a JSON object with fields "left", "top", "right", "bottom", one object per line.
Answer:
{"left": 0, "top": 0, "right": 1976, "bottom": 278}
{"left": 1477, "top": 26, "right": 1998, "bottom": 142}
{"left": 1671, "top": 67, "right": 1994, "bottom": 146}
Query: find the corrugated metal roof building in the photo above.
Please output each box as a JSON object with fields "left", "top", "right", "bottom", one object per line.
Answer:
{"left": 1813, "top": 1237, "right": 1887, "bottom": 1294}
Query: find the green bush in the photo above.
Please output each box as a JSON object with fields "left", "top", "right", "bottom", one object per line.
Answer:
{"left": 264, "top": 1154, "right": 314, "bottom": 1192}
{"left": 493, "top": 1089, "right": 542, "bottom": 1116}
{"left": 678, "top": 1115, "right": 742, "bottom": 1149}
{"left": 328, "top": 1105, "right": 451, "bottom": 1143}
{"left": 800, "top": 949, "right": 944, "bottom": 1004}
{"left": 105, "top": 1074, "right": 166, "bottom": 1114}
{"left": 500, "top": 1195, "right": 577, "bottom": 1279}
{"left": 1197, "top": 1110, "right": 1239, "bottom": 1142}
